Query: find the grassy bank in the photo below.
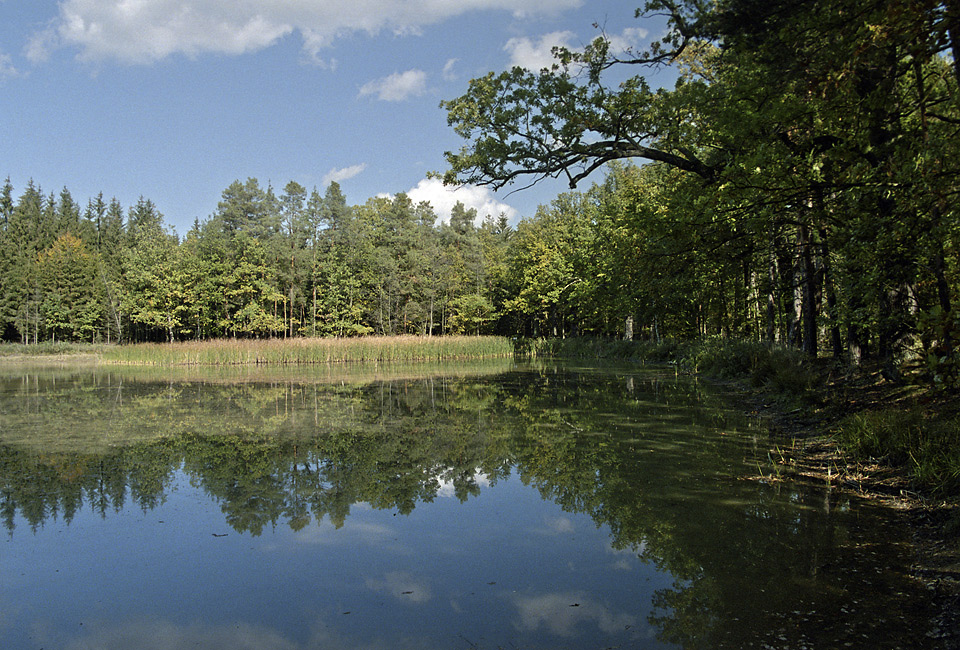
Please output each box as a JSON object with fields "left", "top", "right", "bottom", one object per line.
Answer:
{"left": 534, "top": 336, "right": 959, "bottom": 497}
{"left": 0, "top": 342, "right": 108, "bottom": 357}
{"left": 835, "top": 406, "right": 960, "bottom": 495}
{"left": 98, "top": 335, "right": 514, "bottom": 366}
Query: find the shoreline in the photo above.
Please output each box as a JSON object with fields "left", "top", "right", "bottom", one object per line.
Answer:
{"left": 0, "top": 353, "right": 101, "bottom": 365}
{"left": 713, "top": 374, "right": 960, "bottom": 649}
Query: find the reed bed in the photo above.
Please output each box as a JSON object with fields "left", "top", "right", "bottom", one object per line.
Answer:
{"left": 99, "top": 336, "right": 514, "bottom": 366}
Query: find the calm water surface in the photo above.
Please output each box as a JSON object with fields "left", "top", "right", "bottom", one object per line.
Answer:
{"left": 0, "top": 361, "right": 937, "bottom": 649}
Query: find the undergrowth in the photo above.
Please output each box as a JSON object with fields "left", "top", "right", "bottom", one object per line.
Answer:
{"left": 835, "top": 407, "right": 960, "bottom": 495}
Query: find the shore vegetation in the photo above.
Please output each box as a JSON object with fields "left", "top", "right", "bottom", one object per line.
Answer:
{"left": 97, "top": 335, "right": 513, "bottom": 366}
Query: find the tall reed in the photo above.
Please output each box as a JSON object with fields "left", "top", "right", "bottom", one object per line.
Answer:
{"left": 99, "top": 336, "right": 514, "bottom": 366}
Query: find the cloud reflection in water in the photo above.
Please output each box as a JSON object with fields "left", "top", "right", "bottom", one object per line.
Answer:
{"left": 511, "top": 592, "right": 637, "bottom": 637}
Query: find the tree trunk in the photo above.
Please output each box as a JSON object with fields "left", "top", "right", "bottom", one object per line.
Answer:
{"left": 788, "top": 249, "right": 803, "bottom": 348}
{"left": 428, "top": 296, "right": 434, "bottom": 337}
{"left": 817, "top": 227, "right": 843, "bottom": 359}
{"left": 799, "top": 223, "right": 818, "bottom": 357}
{"left": 766, "top": 243, "right": 777, "bottom": 344}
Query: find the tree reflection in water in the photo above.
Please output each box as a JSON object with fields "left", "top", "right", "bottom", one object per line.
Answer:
{"left": 0, "top": 363, "right": 938, "bottom": 649}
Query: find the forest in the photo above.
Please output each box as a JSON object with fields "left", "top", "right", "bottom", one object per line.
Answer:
{"left": 2, "top": 0, "right": 959, "bottom": 386}
{"left": 0, "top": 176, "right": 514, "bottom": 344}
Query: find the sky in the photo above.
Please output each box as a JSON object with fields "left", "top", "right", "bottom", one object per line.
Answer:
{"left": 1, "top": 0, "right": 670, "bottom": 234}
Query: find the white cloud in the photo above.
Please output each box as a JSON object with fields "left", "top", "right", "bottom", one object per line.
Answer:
{"left": 32, "top": 1, "right": 294, "bottom": 63}
{"left": 406, "top": 177, "right": 517, "bottom": 225}
{"left": 505, "top": 26, "right": 650, "bottom": 72}
{"left": 25, "top": 27, "right": 59, "bottom": 64}
{"left": 0, "top": 52, "right": 19, "bottom": 79}
{"left": 292, "top": 518, "right": 393, "bottom": 545}
{"left": 358, "top": 69, "right": 427, "bottom": 102}
{"left": 441, "top": 58, "right": 459, "bottom": 81}
{"left": 546, "top": 516, "right": 575, "bottom": 534}
{"left": 526, "top": 514, "right": 577, "bottom": 536}
{"left": 65, "top": 618, "right": 300, "bottom": 650}
{"left": 606, "top": 26, "right": 649, "bottom": 54}
{"left": 321, "top": 163, "right": 367, "bottom": 186}
{"left": 365, "top": 571, "right": 432, "bottom": 604}
{"left": 64, "top": 615, "right": 386, "bottom": 650}
{"left": 508, "top": 0, "right": 583, "bottom": 19}
{"left": 504, "top": 31, "right": 575, "bottom": 71}
{"left": 27, "top": 0, "right": 583, "bottom": 64}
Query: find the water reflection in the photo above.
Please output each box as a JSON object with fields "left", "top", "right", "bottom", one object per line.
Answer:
{"left": 0, "top": 362, "right": 938, "bottom": 649}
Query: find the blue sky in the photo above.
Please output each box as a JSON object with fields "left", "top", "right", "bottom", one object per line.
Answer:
{"left": 1, "top": 1, "right": 669, "bottom": 234}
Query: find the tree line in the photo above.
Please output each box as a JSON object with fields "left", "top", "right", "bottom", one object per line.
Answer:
{"left": 0, "top": 177, "right": 513, "bottom": 343}
{"left": 3, "top": 0, "right": 960, "bottom": 385}
{"left": 441, "top": 0, "right": 960, "bottom": 384}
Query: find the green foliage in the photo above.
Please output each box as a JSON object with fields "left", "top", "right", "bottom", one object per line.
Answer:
{"left": 438, "top": 0, "right": 960, "bottom": 380}
{"left": 501, "top": 193, "right": 592, "bottom": 336}
{"left": 121, "top": 222, "right": 185, "bottom": 341}
{"left": 918, "top": 305, "right": 960, "bottom": 388}
{"left": 449, "top": 293, "right": 495, "bottom": 335}
{"left": 440, "top": 57, "right": 714, "bottom": 191}
{"left": 6, "top": 0, "right": 960, "bottom": 376}
{"left": 37, "top": 233, "right": 104, "bottom": 342}
{"left": 669, "top": 339, "right": 815, "bottom": 406}
{"left": 0, "top": 175, "right": 519, "bottom": 344}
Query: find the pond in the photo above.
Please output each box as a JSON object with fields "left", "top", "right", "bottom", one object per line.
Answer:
{"left": 0, "top": 361, "right": 939, "bottom": 649}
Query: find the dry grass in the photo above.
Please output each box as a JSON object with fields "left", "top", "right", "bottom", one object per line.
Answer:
{"left": 99, "top": 336, "right": 514, "bottom": 366}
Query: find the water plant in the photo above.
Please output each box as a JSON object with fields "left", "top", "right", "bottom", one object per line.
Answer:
{"left": 98, "top": 335, "right": 514, "bottom": 366}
